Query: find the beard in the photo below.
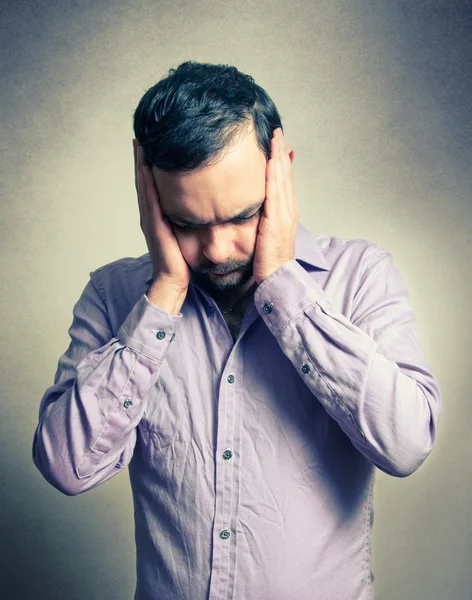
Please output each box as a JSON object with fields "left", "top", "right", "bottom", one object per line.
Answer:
{"left": 192, "top": 258, "right": 253, "bottom": 293}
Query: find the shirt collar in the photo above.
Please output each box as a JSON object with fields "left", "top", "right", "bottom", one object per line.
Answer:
{"left": 293, "top": 221, "right": 330, "bottom": 272}
{"left": 144, "top": 221, "right": 330, "bottom": 286}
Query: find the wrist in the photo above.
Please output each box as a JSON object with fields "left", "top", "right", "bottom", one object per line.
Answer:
{"left": 146, "top": 281, "right": 187, "bottom": 315}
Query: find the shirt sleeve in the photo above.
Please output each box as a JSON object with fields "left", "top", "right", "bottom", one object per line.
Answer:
{"left": 32, "top": 270, "right": 183, "bottom": 496}
{"left": 253, "top": 252, "right": 442, "bottom": 477}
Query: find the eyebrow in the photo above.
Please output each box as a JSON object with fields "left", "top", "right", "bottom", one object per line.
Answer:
{"left": 166, "top": 200, "right": 265, "bottom": 228}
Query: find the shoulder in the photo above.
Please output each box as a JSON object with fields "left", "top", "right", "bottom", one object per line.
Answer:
{"left": 91, "top": 252, "right": 151, "bottom": 276}
{"left": 302, "top": 225, "right": 393, "bottom": 274}
{"left": 88, "top": 252, "right": 152, "bottom": 299}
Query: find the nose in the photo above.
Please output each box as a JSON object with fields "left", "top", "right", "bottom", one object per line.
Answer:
{"left": 201, "top": 226, "right": 235, "bottom": 266}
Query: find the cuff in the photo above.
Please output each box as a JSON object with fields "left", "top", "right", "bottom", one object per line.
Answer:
{"left": 117, "top": 294, "right": 183, "bottom": 362}
{"left": 254, "top": 260, "right": 326, "bottom": 334}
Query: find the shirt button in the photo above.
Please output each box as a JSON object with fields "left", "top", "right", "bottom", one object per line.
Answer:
{"left": 263, "top": 302, "right": 273, "bottom": 314}
{"left": 156, "top": 330, "right": 166, "bottom": 340}
{"left": 220, "top": 528, "right": 231, "bottom": 540}
{"left": 223, "top": 449, "right": 233, "bottom": 460}
{"left": 123, "top": 398, "right": 133, "bottom": 408}
{"left": 301, "top": 364, "right": 311, "bottom": 374}
{"left": 227, "top": 374, "right": 235, "bottom": 384}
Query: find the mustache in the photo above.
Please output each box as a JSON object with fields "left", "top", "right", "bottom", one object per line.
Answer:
{"left": 194, "top": 258, "right": 253, "bottom": 275}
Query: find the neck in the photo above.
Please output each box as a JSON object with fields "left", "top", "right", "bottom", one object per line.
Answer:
{"left": 214, "top": 279, "right": 257, "bottom": 313}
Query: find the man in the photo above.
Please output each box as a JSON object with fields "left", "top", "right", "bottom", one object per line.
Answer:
{"left": 33, "top": 61, "right": 442, "bottom": 600}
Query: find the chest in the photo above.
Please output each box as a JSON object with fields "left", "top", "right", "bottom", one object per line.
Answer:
{"left": 136, "top": 315, "right": 332, "bottom": 478}
{"left": 220, "top": 299, "right": 251, "bottom": 342}
{"left": 222, "top": 310, "right": 244, "bottom": 342}
{"left": 126, "top": 287, "right": 362, "bottom": 491}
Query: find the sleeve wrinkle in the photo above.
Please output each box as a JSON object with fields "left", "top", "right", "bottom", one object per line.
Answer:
{"left": 32, "top": 271, "right": 169, "bottom": 495}
{"left": 257, "top": 250, "right": 442, "bottom": 478}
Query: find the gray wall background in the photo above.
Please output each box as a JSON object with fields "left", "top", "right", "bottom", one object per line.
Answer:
{"left": 1, "top": 1, "right": 471, "bottom": 598}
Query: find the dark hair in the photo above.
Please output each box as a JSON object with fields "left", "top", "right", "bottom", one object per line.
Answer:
{"left": 133, "top": 61, "right": 283, "bottom": 171}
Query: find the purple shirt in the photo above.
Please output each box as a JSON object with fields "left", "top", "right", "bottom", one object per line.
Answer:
{"left": 33, "top": 222, "right": 441, "bottom": 600}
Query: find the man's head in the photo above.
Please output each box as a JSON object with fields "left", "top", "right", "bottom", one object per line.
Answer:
{"left": 133, "top": 61, "right": 292, "bottom": 294}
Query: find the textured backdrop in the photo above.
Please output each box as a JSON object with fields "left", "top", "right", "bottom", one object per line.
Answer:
{"left": 1, "top": 1, "right": 471, "bottom": 598}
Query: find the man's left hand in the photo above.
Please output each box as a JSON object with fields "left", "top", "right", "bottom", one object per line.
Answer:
{"left": 253, "top": 128, "right": 300, "bottom": 285}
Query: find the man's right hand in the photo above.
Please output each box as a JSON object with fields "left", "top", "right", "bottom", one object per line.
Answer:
{"left": 133, "top": 139, "right": 191, "bottom": 315}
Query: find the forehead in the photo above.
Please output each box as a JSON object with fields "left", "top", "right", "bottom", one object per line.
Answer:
{"left": 152, "top": 127, "right": 267, "bottom": 223}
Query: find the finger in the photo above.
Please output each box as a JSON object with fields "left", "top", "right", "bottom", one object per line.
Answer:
{"left": 136, "top": 146, "right": 144, "bottom": 196}
{"left": 271, "top": 129, "right": 279, "bottom": 158}
{"left": 272, "top": 131, "right": 283, "bottom": 189}
{"left": 133, "top": 139, "right": 139, "bottom": 192}
{"left": 142, "top": 161, "right": 169, "bottom": 237}
{"left": 265, "top": 157, "right": 278, "bottom": 219}
{"left": 273, "top": 130, "right": 285, "bottom": 182}
{"left": 273, "top": 133, "right": 296, "bottom": 218}
{"left": 274, "top": 130, "right": 294, "bottom": 201}
{"left": 142, "top": 161, "right": 159, "bottom": 205}
{"left": 137, "top": 147, "right": 149, "bottom": 231}
{"left": 268, "top": 131, "right": 279, "bottom": 188}
{"left": 276, "top": 129, "right": 291, "bottom": 174}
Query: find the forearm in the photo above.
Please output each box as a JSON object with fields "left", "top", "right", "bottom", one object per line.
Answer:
{"left": 33, "top": 281, "right": 182, "bottom": 495}
{"left": 255, "top": 257, "right": 442, "bottom": 477}
{"left": 33, "top": 339, "right": 159, "bottom": 495}
{"left": 275, "top": 306, "right": 439, "bottom": 476}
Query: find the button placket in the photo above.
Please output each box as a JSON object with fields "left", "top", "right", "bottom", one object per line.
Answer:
{"left": 209, "top": 353, "right": 241, "bottom": 600}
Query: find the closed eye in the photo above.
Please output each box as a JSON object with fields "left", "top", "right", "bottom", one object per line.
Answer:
{"left": 172, "top": 208, "right": 262, "bottom": 232}
{"left": 233, "top": 211, "right": 261, "bottom": 224}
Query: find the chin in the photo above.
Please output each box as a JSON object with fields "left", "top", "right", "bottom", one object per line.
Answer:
{"left": 198, "top": 267, "right": 254, "bottom": 293}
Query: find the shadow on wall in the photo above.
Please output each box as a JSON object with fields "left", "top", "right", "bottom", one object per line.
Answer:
{"left": 1, "top": 458, "right": 135, "bottom": 600}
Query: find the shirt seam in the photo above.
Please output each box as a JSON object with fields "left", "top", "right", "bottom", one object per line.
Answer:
{"left": 352, "top": 250, "right": 392, "bottom": 327}
{"left": 90, "top": 269, "right": 107, "bottom": 304}
{"left": 362, "top": 469, "right": 376, "bottom": 593}
{"left": 271, "top": 292, "right": 317, "bottom": 333}
{"left": 76, "top": 351, "right": 140, "bottom": 478}
{"left": 119, "top": 326, "right": 165, "bottom": 360}
{"left": 290, "top": 319, "right": 367, "bottom": 438}
{"left": 89, "top": 270, "right": 114, "bottom": 333}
